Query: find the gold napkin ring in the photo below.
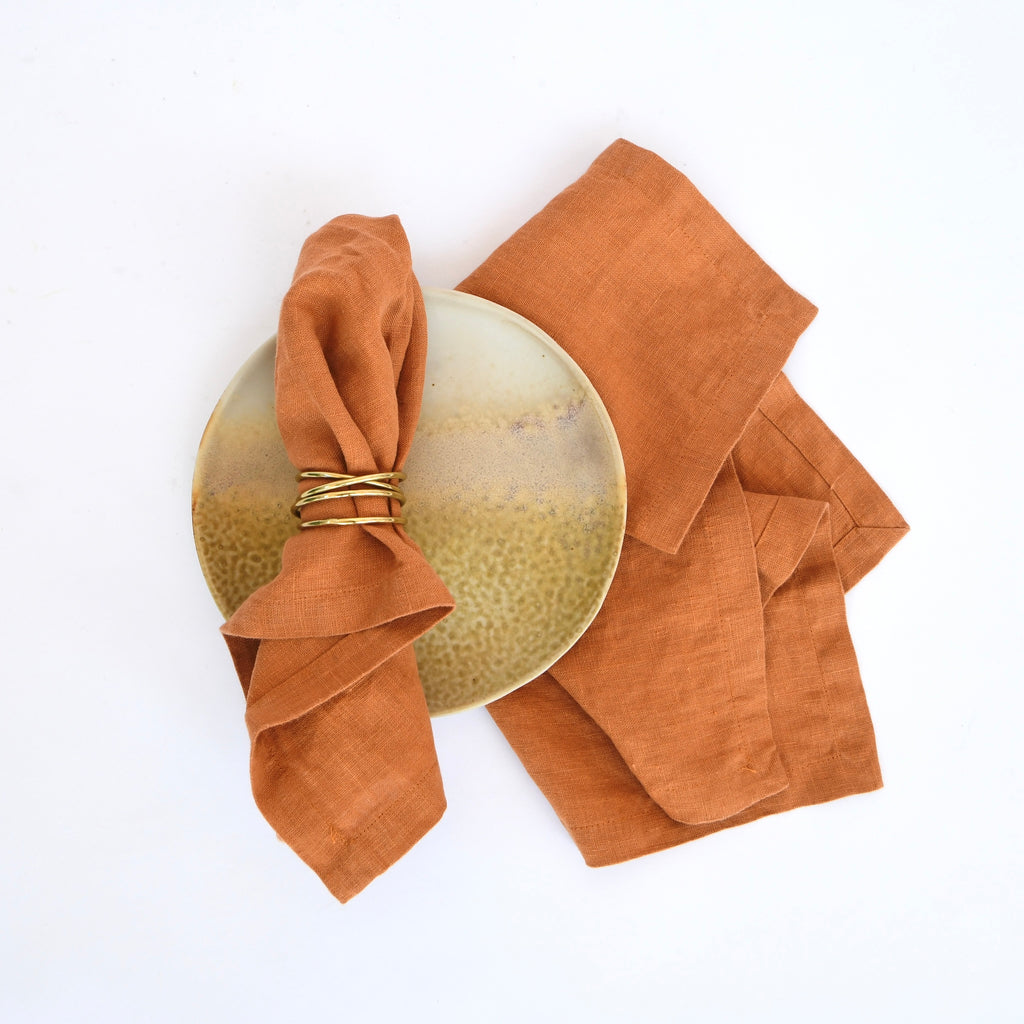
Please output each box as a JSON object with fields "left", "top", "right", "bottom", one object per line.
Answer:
{"left": 292, "top": 470, "right": 407, "bottom": 528}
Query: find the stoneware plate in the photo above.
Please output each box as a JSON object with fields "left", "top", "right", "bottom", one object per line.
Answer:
{"left": 192, "top": 288, "right": 627, "bottom": 715}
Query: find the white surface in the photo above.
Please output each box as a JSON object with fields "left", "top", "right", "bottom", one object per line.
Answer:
{"left": 1, "top": 2, "right": 1020, "bottom": 1021}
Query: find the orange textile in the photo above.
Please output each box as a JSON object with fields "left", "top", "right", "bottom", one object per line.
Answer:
{"left": 222, "top": 216, "right": 454, "bottom": 902}
{"left": 219, "top": 141, "right": 907, "bottom": 900}
{"left": 460, "top": 140, "right": 908, "bottom": 863}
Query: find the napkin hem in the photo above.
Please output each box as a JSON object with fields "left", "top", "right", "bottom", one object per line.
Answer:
{"left": 574, "top": 750, "right": 883, "bottom": 868}
{"left": 732, "top": 373, "right": 909, "bottom": 588}
{"left": 243, "top": 604, "right": 449, "bottom": 736}
{"left": 222, "top": 557, "right": 454, "bottom": 642}
{"left": 318, "top": 760, "right": 446, "bottom": 903}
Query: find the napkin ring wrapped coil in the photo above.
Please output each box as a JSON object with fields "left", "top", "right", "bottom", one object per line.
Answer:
{"left": 291, "top": 470, "right": 407, "bottom": 528}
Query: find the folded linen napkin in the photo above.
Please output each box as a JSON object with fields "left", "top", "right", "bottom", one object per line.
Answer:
{"left": 222, "top": 215, "right": 454, "bottom": 902}
{"left": 459, "top": 140, "right": 908, "bottom": 864}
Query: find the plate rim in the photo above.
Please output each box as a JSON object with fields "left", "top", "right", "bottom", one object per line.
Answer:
{"left": 192, "top": 286, "right": 627, "bottom": 714}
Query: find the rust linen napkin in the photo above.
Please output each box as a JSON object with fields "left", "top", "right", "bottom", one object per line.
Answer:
{"left": 222, "top": 215, "right": 454, "bottom": 901}
{"left": 459, "top": 140, "right": 908, "bottom": 865}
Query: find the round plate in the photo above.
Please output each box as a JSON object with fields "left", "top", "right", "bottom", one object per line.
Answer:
{"left": 192, "top": 288, "right": 627, "bottom": 714}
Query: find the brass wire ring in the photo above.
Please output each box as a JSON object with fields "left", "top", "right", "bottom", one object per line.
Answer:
{"left": 291, "top": 470, "right": 407, "bottom": 528}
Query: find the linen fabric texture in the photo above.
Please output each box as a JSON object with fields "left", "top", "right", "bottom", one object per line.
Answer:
{"left": 221, "top": 216, "right": 454, "bottom": 902}
{"left": 221, "top": 140, "right": 907, "bottom": 900}
{"left": 459, "top": 140, "right": 908, "bottom": 866}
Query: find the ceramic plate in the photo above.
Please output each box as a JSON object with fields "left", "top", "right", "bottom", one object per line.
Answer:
{"left": 192, "top": 288, "right": 626, "bottom": 714}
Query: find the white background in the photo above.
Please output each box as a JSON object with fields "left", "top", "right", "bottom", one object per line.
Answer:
{"left": 2, "top": 2, "right": 1021, "bottom": 1021}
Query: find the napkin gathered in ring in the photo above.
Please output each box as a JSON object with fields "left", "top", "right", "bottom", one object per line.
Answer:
{"left": 222, "top": 216, "right": 454, "bottom": 902}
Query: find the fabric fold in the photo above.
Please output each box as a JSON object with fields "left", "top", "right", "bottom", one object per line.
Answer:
{"left": 733, "top": 373, "right": 909, "bottom": 590}
{"left": 488, "top": 505, "right": 882, "bottom": 867}
{"left": 744, "top": 491, "right": 827, "bottom": 606}
{"left": 466, "top": 139, "right": 905, "bottom": 866}
{"left": 457, "top": 139, "right": 818, "bottom": 555}
{"left": 222, "top": 215, "right": 454, "bottom": 902}
{"left": 545, "top": 458, "right": 789, "bottom": 825}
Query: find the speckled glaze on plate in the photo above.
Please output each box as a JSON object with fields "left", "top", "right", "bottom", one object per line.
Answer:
{"left": 192, "top": 288, "right": 626, "bottom": 715}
